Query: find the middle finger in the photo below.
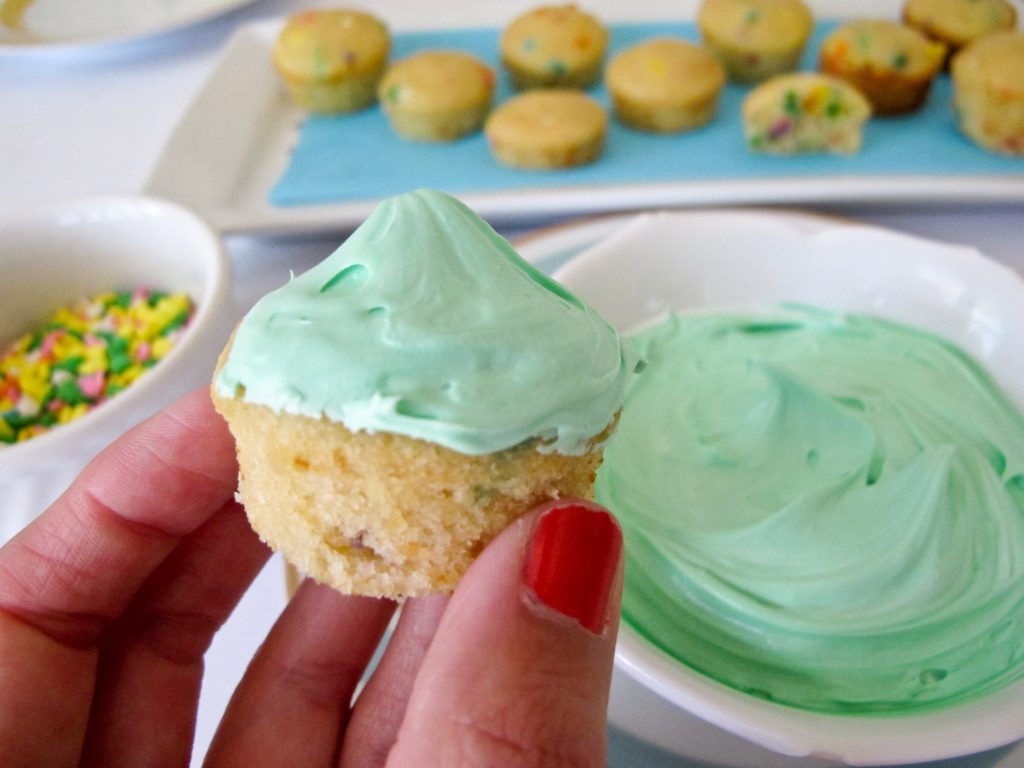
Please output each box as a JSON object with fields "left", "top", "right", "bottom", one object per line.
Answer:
{"left": 204, "top": 580, "right": 395, "bottom": 768}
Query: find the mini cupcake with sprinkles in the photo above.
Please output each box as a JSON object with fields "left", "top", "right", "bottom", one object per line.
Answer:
{"left": 819, "top": 19, "right": 946, "bottom": 114}
{"left": 500, "top": 4, "right": 609, "bottom": 89}
{"left": 273, "top": 9, "right": 391, "bottom": 114}
{"left": 378, "top": 50, "right": 496, "bottom": 142}
{"left": 697, "top": 0, "right": 814, "bottom": 83}
{"left": 903, "top": 0, "right": 1017, "bottom": 59}
{"left": 605, "top": 38, "right": 726, "bottom": 133}
{"left": 486, "top": 89, "right": 608, "bottom": 169}
{"left": 952, "top": 31, "right": 1024, "bottom": 155}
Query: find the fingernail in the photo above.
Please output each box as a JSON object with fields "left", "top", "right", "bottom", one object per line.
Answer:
{"left": 523, "top": 500, "right": 623, "bottom": 635}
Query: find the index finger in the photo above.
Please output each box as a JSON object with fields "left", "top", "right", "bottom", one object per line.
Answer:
{"left": 0, "top": 386, "right": 239, "bottom": 646}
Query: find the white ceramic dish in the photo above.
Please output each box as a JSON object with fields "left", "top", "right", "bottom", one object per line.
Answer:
{"left": 0, "top": 196, "right": 233, "bottom": 543}
{"left": 143, "top": 12, "right": 1024, "bottom": 238}
{"left": 534, "top": 210, "right": 1024, "bottom": 766}
{"left": 0, "top": 0, "right": 259, "bottom": 53}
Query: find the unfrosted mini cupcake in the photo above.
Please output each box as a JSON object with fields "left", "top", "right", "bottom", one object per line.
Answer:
{"left": 819, "top": 19, "right": 946, "bottom": 114}
{"left": 951, "top": 31, "right": 1024, "bottom": 155}
{"left": 212, "top": 190, "right": 639, "bottom": 598}
{"left": 697, "top": 0, "right": 814, "bottom": 82}
{"left": 485, "top": 89, "right": 608, "bottom": 169}
{"left": 500, "top": 4, "right": 609, "bottom": 89}
{"left": 743, "top": 72, "right": 872, "bottom": 153}
{"left": 903, "top": 0, "right": 1017, "bottom": 57}
{"left": 605, "top": 38, "right": 726, "bottom": 133}
{"left": 377, "top": 50, "right": 496, "bottom": 141}
{"left": 272, "top": 9, "right": 390, "bottom": 114}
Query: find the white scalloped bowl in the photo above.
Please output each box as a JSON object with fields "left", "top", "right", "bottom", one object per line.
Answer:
{"left": 0, "top": 196, "right": 232, "bottom": 541}
{"left": 552, "top": 210, "right": 1024, "bottom": 766}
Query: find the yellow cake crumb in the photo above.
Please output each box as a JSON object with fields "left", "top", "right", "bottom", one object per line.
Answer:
{"left": 743, "top": 72, "right": 872, "bottom": 153}
{"left": 213, "top": 383, "right": 612, "bottom": 598}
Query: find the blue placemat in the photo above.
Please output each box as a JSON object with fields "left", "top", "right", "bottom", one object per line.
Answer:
{"left": 269, "top": 21, "right": 1022, "bottom": 208}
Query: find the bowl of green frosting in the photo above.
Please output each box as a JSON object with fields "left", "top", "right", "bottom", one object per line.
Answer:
{"left": 551, "top": 210, "right": 1024, "bottom": 765}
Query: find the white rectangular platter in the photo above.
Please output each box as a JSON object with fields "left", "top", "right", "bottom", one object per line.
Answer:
{"left": 143, "top": 10, "right": 1024, "bottom": 237}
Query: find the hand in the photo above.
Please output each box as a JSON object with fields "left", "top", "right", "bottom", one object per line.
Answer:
{"left": 0, "top": 389, "right": 623, "bottom": 768}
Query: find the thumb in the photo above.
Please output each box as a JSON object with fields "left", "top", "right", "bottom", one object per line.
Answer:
{"left": 387, "top": 499, "right": 623, "bottom": 768}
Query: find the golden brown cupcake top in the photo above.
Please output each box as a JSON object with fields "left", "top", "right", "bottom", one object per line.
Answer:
{"left": 903, "top": 0, "right": 1017, "bottom": 49}
{"left": 486, "top": 89, "right": 607, "bottom": 152}
{"left": 698, "top": 0, "right": 813, "bottom": 52}
{"left": 378, "top": 50, "right": 496, "bottom": 115}
{"left": 820, "top": 19, "right": 946, "bottom": 79}
{"left": 606, "top": 38, "right": 726, "bottom": 105}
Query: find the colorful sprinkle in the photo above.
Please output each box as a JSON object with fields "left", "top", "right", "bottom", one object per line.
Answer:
{"left": 802, "top": 85, "right": 826, "bottom": 114}
{"left": 769, "top": 118, "right": 793, "bottom": 139}
{"left": 0, "top": 288, "right": 194, "bottom": 445}
{"left": 783, "top": 89, "right": 800, "bottom": 116}
{"left": 312, "top": 47, "right": 329, "bottom": 78}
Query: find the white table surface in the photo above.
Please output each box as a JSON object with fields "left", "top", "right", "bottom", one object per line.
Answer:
{"left": 3, "top": 0, "right": 1023, "bottom": 766}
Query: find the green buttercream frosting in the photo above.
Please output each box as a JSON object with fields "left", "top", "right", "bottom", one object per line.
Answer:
{"left": 215, "top": 189, "right": 638, "bottom": 455}
{"left": 596, "top": 306, "right": 1024, "bottom": 714}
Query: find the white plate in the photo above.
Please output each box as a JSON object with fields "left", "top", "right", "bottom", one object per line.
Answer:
{"left": 517, "top": 210, "right": 1024, "bottom": 767}
{"left": 0, "top": 0, "right": 259, "bottom": 53}
{"left": 143, "top": 11, "right": 1024, "bottom": 238}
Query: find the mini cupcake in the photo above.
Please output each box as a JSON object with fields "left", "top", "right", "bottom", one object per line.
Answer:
{"left": 500, "top": 4, "right": 609, "bottom": 89}
{"left": 903, "top": 0, "right": 1017, "bottom": 57}
{"left": 951, "top": 31, "right": 1024, "bottom": 155}
{"left": 272, "top": 9, "right": 390, "bottom": 114}
{"left": 377, "top": 50, "right": 496, "bottom": 142}
{"left": 485, "top": 90, "right": 608, "bottom": 169}
{"left": 697, "top": 0, "right": 814, "bottom": 83}
{"left": 819, "top": 19, "right": 946, "bottom": 114}
{"left": 605, "top": 38, "right": 726, "bottom": 133}
{"left": 743, "top": 72, "right": 872, "bottom": 153}
{"left": 212, "top": 189, "right": 639, "bottom": 598}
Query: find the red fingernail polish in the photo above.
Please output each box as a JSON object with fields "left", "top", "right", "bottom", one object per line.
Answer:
{"left": 523, "top": 500, "right": 623, "bottom": 635}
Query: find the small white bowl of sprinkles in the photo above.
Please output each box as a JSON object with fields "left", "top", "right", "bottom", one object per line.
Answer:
{"left": 547, "top": 209, "right": 1024, "bottom": 767}
{"left": 0, "top": 196, "right": 232, "bottom": 539}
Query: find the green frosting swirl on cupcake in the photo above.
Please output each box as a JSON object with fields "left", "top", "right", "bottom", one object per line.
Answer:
{"left": 215, "top": 189, "right": 639, "bottom": 455}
